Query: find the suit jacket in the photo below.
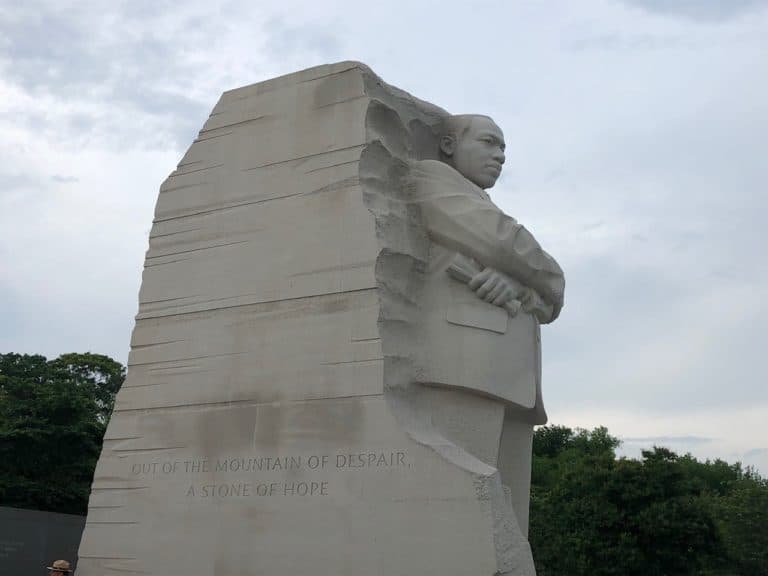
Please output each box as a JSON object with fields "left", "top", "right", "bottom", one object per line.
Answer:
{"left": 407, "top": 159, "right": 564, "bottom": 419}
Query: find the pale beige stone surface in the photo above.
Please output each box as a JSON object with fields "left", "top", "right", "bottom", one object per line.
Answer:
{"left": 77, "top": 62, "right": 562, "bottom": 576}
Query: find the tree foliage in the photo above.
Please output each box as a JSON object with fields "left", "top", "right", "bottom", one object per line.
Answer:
{"left": 708, "top": 473, "right": 768, "bottom": 575}
{"left": 530, "top": 425, "right": 768, "bottom": 576}
{"left": 0, "top": 352, "right": 125, "bottom": 514}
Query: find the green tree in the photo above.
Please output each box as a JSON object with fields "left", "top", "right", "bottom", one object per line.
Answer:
{"left": 0, "top": 352, "right": 125, "bottom": 514}
{"left": 530, "top": 427, "right": 724, "bottom": 576}
{"left": 48, "top": 352, "right": 125, "bottom": 422}
{"left": 708, "top": 473, "right": 768, "bottom": 575}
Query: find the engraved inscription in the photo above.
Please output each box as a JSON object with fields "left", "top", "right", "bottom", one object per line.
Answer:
{"left": 127, "top": 450, "right": 410, "bottom": 500}
{"left": 0, "top": 539, "right": 23, "bottom": 559}
{"left": 185, "top": 481, "right": 329, "bottom": 498}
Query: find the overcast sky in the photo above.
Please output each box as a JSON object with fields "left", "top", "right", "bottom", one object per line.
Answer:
{"left": 1, "top": 0, "right": 766, "bottom": 473}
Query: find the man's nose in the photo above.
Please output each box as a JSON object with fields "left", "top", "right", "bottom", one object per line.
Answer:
{"left": 493, "top": 149, "right": 505, "bottom": 164}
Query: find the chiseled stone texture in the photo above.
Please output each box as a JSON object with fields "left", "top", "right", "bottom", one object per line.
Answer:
{"left": 76, "top": 62, "right": 539, "bottom": 576}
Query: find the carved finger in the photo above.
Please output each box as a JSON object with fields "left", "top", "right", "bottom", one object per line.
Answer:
{"left": 492, "top": 287, "right": 512, "bottom": 306}
{"left": 505, "top": 299, "right": 522, "bottom": 317}
{"left": 486, "top": 281, "right": 507, "bottom": 303}
{"left": 468, "top": 268, "right": 492, "bottom": 290}
{"left": 477, "top": 275, "right": 499, "bottom": 298}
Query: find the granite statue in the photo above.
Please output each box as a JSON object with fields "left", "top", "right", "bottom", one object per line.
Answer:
{"left": 75, "top": 62, "right": 564, "bottom": 576}
{"left": 360, "top": 106, "right": 565, "bottom": 572}
{"left": 412, "top": 112, "right": 564, "bottom": 545}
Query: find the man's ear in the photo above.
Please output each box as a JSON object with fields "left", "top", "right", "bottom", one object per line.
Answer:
{"left": 439, "top": 135, "right": 456, "bottom": 157}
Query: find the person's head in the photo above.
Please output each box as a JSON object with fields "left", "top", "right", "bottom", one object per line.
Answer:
{"left": 47, "top": 559, "right": 71, "bottom": 575}
{"left": 438, "top": 114, "right": 506, "bottom": 189}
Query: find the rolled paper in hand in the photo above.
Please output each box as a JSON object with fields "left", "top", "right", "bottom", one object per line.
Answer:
{"left": 446, "top": 254, "right": 522, "bottom": 316}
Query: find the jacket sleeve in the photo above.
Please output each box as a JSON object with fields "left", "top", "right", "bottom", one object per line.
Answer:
{"left": 413, "top": 162, "right": 565, "bottom": 311}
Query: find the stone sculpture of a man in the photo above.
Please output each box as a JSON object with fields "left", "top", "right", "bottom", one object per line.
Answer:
{"left": 407, "top": 113, "right": 565, "bottom": 543}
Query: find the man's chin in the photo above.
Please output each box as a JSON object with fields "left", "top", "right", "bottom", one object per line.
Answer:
{"left": 475, "top": 174, "right": 499, "bottom": 189}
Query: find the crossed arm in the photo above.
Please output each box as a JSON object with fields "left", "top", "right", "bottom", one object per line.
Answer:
{"left": 469, "top": 267, "right": 556, "bottom": 323}
{"left": 413, "top": 161, "right": 565, "bottom": 323}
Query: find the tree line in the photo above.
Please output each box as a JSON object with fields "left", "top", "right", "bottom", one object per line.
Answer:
{"left": 530, "top": 425, "right": 767, "bottom": 575}
{"left": 1, "top": 352, "right": 766, "bottom": 574}
{"left": 0, "top": 352, "right": 123, "bottom": 515}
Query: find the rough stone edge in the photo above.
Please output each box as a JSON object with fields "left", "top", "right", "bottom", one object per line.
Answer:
{"left": 357, "top": 67, "right": 537, "bottom": 575}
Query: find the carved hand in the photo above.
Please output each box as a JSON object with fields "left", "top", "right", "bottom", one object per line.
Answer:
{"left": 469, "top": 267, "right": 525, "bottom": 308}
{"left": 520, "top": 287, "right": 555, "bottom": 324}
{"left": 469, "top": 267, "right": 556, "bottom": 323}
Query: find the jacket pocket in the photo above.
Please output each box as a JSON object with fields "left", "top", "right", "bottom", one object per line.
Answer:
{"left": 446, "top": 303, "right": 508, "bottom": 334}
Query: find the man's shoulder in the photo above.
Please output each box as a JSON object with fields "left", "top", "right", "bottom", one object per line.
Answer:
{"left": 410, "top": 159, "right": 488, "bottom": 199}
{"left": 411, "top": 158, "right": 461, "bottom": 178}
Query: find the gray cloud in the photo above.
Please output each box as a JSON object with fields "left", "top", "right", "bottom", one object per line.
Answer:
{"left": 0, "top": 4, "right": 347, "bottom": 152}
{"left": 621, "top": 0, "right": 768, "bottom": 22}
{"left": 1, "top": 11, "right": 92, "bottom": 93}
{"left": 109, "top": 78, "right": 211, "bottom": 149}
{"left": 0, "top": 172, "right": 40, "bottom": 191}
{"left": 0, "top": 4, "right": 210, "bottom": 150}
{"left": 50, "top": 174, "right": 79, "bottom": 183}
{"left": 565, "top": 32, "right": 694, "bottom": 52}
{"left": 1, "top": 7, "right": 175, "bottom": 95}
{"left": 0, "top": 286, "right": 25, "bottom": 354}
{"left": 622, "top": 435, "right": 714, "bottom": 445}
{"left": 262, "top": 16, "right": 342, "bottom": 62}
{"left": 543, "top": 246, "right": 768, "bottom": 414}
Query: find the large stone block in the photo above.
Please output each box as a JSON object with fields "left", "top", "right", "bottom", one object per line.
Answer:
{"left": 77, "top": 62, "right": 560, "bottom": 576}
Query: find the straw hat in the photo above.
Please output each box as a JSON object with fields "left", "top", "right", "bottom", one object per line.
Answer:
{"left": 47, "top": 560, "right": 72, "bottom": 573}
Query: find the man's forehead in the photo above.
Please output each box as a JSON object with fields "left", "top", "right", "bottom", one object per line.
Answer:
{"left": 466, "top": 116, "right": 504, "bottom": 139}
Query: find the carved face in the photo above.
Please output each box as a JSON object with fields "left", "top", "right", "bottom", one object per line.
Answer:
{"left": 441, "top": 116, "right": 506, "bottom": 189}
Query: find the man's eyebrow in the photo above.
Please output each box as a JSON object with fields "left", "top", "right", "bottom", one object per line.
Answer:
{"left": 476, "top": 132, "right": 506, "bottom": 146}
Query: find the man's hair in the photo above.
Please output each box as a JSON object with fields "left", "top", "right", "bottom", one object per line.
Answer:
{"left": 438, "top": 114, "right": 492, "bottom": 140}
{"left": 437, "top": 114, "right": 494, "bottom": 162}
